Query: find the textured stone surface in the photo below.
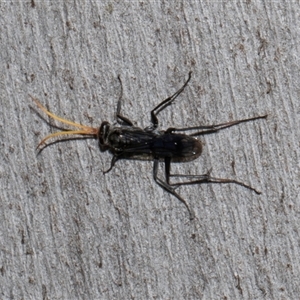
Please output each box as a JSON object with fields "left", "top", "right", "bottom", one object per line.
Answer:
{"left": 1, "top": 1, "right": 299, "bottom": 299}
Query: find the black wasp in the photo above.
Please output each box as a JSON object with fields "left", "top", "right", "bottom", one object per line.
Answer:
{"left": 31, "top": 72, "right": 267, "bottom": 220}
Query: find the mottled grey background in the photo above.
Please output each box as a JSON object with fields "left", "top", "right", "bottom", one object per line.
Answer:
{"left": 1, "top": 1, "right": 299, "bottom": 299}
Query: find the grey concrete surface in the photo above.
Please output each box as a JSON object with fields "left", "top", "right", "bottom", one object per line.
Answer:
{"left": 1, "top": 1, "right": 299, "bottom": 299}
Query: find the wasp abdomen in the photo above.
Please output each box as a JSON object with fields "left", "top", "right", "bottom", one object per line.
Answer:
{"left": 151, "top": 133, "right": 202, "bottom": 161}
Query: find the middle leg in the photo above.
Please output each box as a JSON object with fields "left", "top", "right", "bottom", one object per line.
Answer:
{"left": 149, "top": 72, "right": 192, "bottom": 130}
{"left": 153, "top": 158, "right": 195, "bottom": 220}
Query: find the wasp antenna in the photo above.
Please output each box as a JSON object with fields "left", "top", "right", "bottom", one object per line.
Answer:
{"left": 36, "top": 130, "right": 97, "bottom": 149}
{"left": 30, "top": 95, "right": 98, "bottom": 147}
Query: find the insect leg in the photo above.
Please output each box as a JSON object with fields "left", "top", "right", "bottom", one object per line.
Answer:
{"left": 150, "top": 72, "right": 192, "bottom": 129}
{"left": 169, "top": 169, "right": 261, "bottom": 194}
{"left": 115, "top": 75, "right": 134, "bottom": 126}
{"left": 165, "top": 157, "right": 171, "bottom": 184}
{"left": 103, "top": 155, "right": 119, "bottom": 174}
{"left": 153, "top": 158, "right": 195, "bottom": 220}
{"left": 116, "top": 114, "right": 133, "bottom": 126}
{"left": 166, "top": 115, "right": 267, "bottom": 135}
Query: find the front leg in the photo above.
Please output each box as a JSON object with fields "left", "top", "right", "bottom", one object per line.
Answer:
{"left": 115, "top": 75, "right": 134, "bottom": 126}
{"left": 103, "top": 155, "right": 119, "bottom": 174}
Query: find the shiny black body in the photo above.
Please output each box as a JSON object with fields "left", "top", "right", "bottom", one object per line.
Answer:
{"left": 98, "top": 72, "right": 266, "bottom": 220}
{"left": 100, "top": 125, "right": 202, "bottom": 161}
